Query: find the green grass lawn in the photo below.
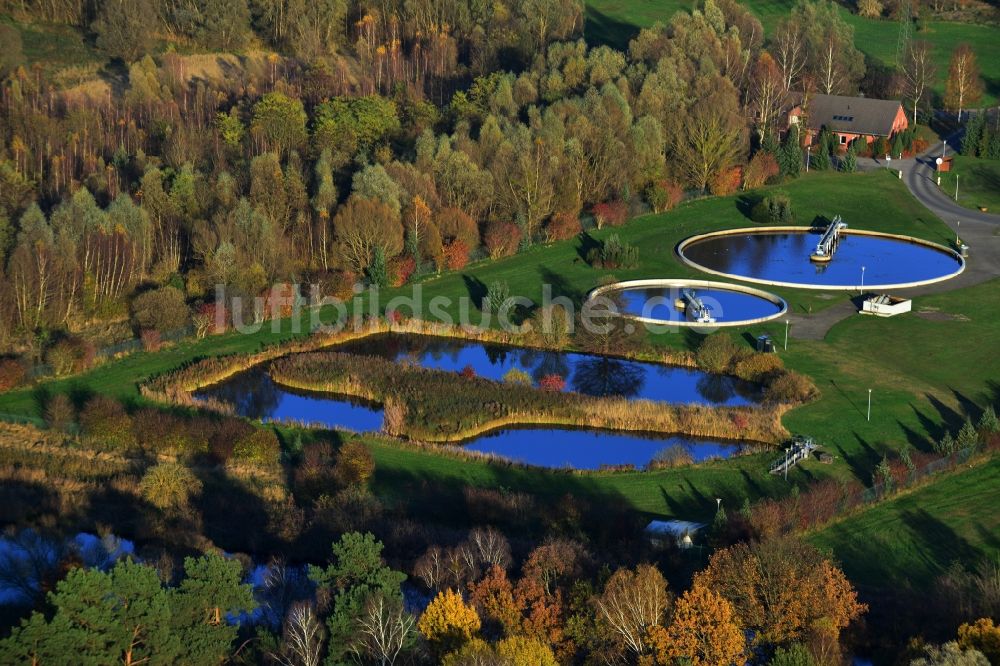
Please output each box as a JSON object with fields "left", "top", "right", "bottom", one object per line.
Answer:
{"left": 585, "top": 0, "right": 1000, "bottom": 106}
{"left": 938, "top": 155, "right": 1000, "bottom": 213}
{"left": 2, "top": 170, "right": 991, "bottom": 522}
{"left": 810, "top": 456, "right": 1000, "bottom": 589}
{"left": 1, "top": 17, "right": 105, "bottom": 80}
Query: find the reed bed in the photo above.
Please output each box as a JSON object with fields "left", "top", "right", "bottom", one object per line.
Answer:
{"left": 269, "top": 352, "right": 788, "bottom": 444}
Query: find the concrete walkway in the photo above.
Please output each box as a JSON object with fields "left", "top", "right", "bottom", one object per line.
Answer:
{"left": 788, "top": 137, "right": 1000, "bottom": 340}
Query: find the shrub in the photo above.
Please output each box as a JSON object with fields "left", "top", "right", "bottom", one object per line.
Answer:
{"left": 333, "top": 440, "right": 375, "bottom": 488}
{"left": 79, "top": 396, "right": 136, "bottom": 450}
{"left": 261, "top": 282, "right": 300, "bottom": 320}
{"left": 483, "top": 221, "right": 521, "bottom": 259}
{"left": 710, "top": 166, "right": 742, "bottom": 196}
{"left": 544, "top": 212, "right": 582, "bottom": 242}
{"left": 209, "top": 417, "right": 254, "bottom": 462}
{"left": 44, "top": 393, "right": 75, "bottom": 432}
{"left": 139, "top": 462, "right": 202, "bottom": 513}
{"left": 957, "top": 419, "right": 981, "bottom": 451}
{"left": 764, "top": 370, "right": 819, "bottom": 404}
{"left": 592, "top": 201, "right": 628, "bottom": 229}
{"left": 233, "top": 428, "right": 281, "bottom": 467}
{"left": 44, "top": 336, "right": 96, "bottom": 377}
{"left": 502, "top": 368, "right": 533, "bottom": 385}
{"left": 485, "top": 280, "right": 510, "bottom": 313}
{"left": 539, "top": 374, "right": 566, "bottom": 391}
{"left": 590, "top": 233, "right": 639, "bottom": 269}
{"left": 872, "top": 136, "right": 889, "bottom": 157}
{"left": 751, "top": 192, "right": 794, "bottom": 224}
{"left": 382, "top": 397, "right": 407, "bottom": 436}
{"left": 389, "top": 254, "right": 416, "bottom": 287}
{"left": 0, "top": 358, "right": 27, "bottom": 391}
{"left": 131, "top": 286, "right": 189, "bottom": 333}
{"left": 647, "top": 180, "right": 684, "bottom": 213}
{"left": 140, "top": 329, "right": 162, "bottom": 352}
{"left": 839, "top": 149, "right": 857, "bottom": 173}
{"left": 743, "top": 153, "right": 780, "bottom": 190}
{"left": 695, "top": 334, "right": 741, "bottom": 373}
{"left": 731, "top": 352, "right": 785, "bottom": 383}
{"left": 978, "top": 406, "right": 1000, "bottom": 433}
{"left": 460, "top": 365, "right": 476, "bottom": 379}
{"left": 443, "top": 239, "right": 470, "bottom": 270}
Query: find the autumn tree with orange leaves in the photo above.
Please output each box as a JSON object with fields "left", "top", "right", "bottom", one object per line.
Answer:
{"left": 652, "top": 583, "right": 745, "bottom": 666}
{"left": 694, "top": 538, "right": 866, "bottom": 648}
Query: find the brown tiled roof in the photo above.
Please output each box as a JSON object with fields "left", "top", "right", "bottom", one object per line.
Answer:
{"left": 792, "top": 93, "right": 904, "bottom": 136}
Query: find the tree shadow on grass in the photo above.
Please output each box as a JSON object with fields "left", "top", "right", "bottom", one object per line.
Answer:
{"left": 925, "top": 392, "right": 966, "bottom": 432}
{"left": 828, "top": 378, "right": 865, "bottom": 418}
{"left": 462, "top": 275, "right": 488, "bottom": 310}
{"left": 837, "top": 433, "right": 883, "bottom": 484}
{"left": 575, "top": 232, "right": 601, "bottom": 265}
{"left": 899, "top": 508, "right": 984, "bottom": 581}
{"left": 538, "top": 266, "right": 586, "bottom": 306}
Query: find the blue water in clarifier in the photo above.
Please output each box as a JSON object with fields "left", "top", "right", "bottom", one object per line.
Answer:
{"left": 683, "top": 231, "right": 961, "bottom": 287}
{"left": 195, "top": 366, "right": 384, "bottom": 432}
{"left": 335, "top": 334, "right": 760, "bottom": 406}
{"left": 460, "top": 427, "right": 742, "bottom": 470}
{"left": 615, "top": 286, "right": 782, "bottom": 322}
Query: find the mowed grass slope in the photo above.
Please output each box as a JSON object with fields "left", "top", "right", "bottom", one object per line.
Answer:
{"left": 938, "top": 155, "right": 1000, "bottom": 213}
{"left": 810, "top": 456, "right": 1000, "bottom": 588}
{"left": 585, "top": 0, "right": 1000, "bottom": 106}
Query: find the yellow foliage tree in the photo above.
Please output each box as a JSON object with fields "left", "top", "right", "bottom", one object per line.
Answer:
{"left": 418, "top": 588, "right": 481, "bottom": 655}
{"left": 658, "top": 584, "right": 745, "bottom": 666}
{"left": 496, "top": 635, "right": 559, "bottom": 665}
{"left": 958, "top": 618, "right": 1000, "bottom": 664}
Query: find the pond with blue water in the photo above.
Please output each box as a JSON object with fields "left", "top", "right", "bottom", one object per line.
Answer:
{"left": 194, "top": 334, "right": 760, "bottom": 469}
{"left": 335, "top": 334, "right": 760, "bottom": 405}
{"left": 681, "top": 230, "right": 962, "bottom": 288}
{"left": 462, "top": 427, "right": 744, "bottom": 469}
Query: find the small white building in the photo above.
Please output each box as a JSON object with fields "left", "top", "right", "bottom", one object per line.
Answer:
{"left": 644, "top": 520, "right": 706, "bottom": 549}
{"left": 861, "top": 294, "right": 912, "bottom": 317}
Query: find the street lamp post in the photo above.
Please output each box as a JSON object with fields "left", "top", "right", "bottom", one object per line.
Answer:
{"left": 861, "top": 265, "right": 866, "bottom": 292}
{"left": 867, "top": 388, "right": 872, "bottom": 422}
{"left": 942, "top": 139, "right": 947, "bottom": 160}
{"left": 784, "top": 319, "right": 790, "bottom": 351}
{"left": 957, "top": 220, "right": 961, "bottom": 245}
{"left": 806, "top": 146, "right": 811, "bottom": 172}
{"left": 784, "top": 447, "right": 790, "bottom": 480}
{"left": 955, "top": 173, "right": 960, "bottom": 202}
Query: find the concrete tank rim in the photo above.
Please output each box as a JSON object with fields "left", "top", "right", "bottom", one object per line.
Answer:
{"left": 675, "top": 226, "right": 966, "bottom": 291}
{"left": 586, "top": 278, "right": 789, "bottom": 328}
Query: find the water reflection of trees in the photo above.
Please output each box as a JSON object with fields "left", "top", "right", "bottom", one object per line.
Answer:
{"left": 695, "top": 373, "right": 737, "bottom": 404}
{"left": 199, "top": 368, "right": 281, "bottom": 419}
{"left": 570, "top": 357, "right": 646, "bottom": 398}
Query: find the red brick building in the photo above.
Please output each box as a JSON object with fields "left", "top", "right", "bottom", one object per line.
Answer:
{"left": 786, "top": 93, "right": 908, "bottom": 150}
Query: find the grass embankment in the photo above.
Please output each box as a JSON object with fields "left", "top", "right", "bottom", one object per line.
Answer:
{"left": 937, "top": 155, "right": 1000, "bottom": 213}
{"left": 584, "top": 0, "right": 1000, "bottom": 106}
{"left": 268, "top": 351, "right": 788, "bottom": 443}
{"left": 810, "top": 455, "right": 1000, "bottom": 589}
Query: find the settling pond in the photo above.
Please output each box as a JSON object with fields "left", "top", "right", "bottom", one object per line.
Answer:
{"left": 194, "top": 334, "right": 758, "bottom": 469}
{"left": 680, "top": 229, "right": 963, "bottom": 289}
{"left": 607, "top": 283, "right": 785, "bottom": 324}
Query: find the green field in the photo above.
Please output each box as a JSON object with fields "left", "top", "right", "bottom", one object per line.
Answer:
{"left": 585, "top": 0, "right": 1000, "bottom": 106}
{"left": 938, "top": 155, "right": 1000, "bottom": 213}
{"left": 811, "top": 456, "right": 1000, "bottom": 588}
{"left": 2, "top": 171, "right": 995, "bottom": 522}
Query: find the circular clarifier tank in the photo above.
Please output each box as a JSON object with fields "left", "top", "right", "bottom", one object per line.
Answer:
{"left": 678, "top": 227, "right": 964, "bottom": 290}
{"left": 588, "top": 279, "right": 787, "bottom": 327}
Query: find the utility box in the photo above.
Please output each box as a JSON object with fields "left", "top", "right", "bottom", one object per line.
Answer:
{"left": 756, "top": 334, "right": 775, "bottom": 353}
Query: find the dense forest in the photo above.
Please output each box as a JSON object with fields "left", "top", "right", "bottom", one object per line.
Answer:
{"left": 0, "top": 0, "right": 950, "bottom": 366}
